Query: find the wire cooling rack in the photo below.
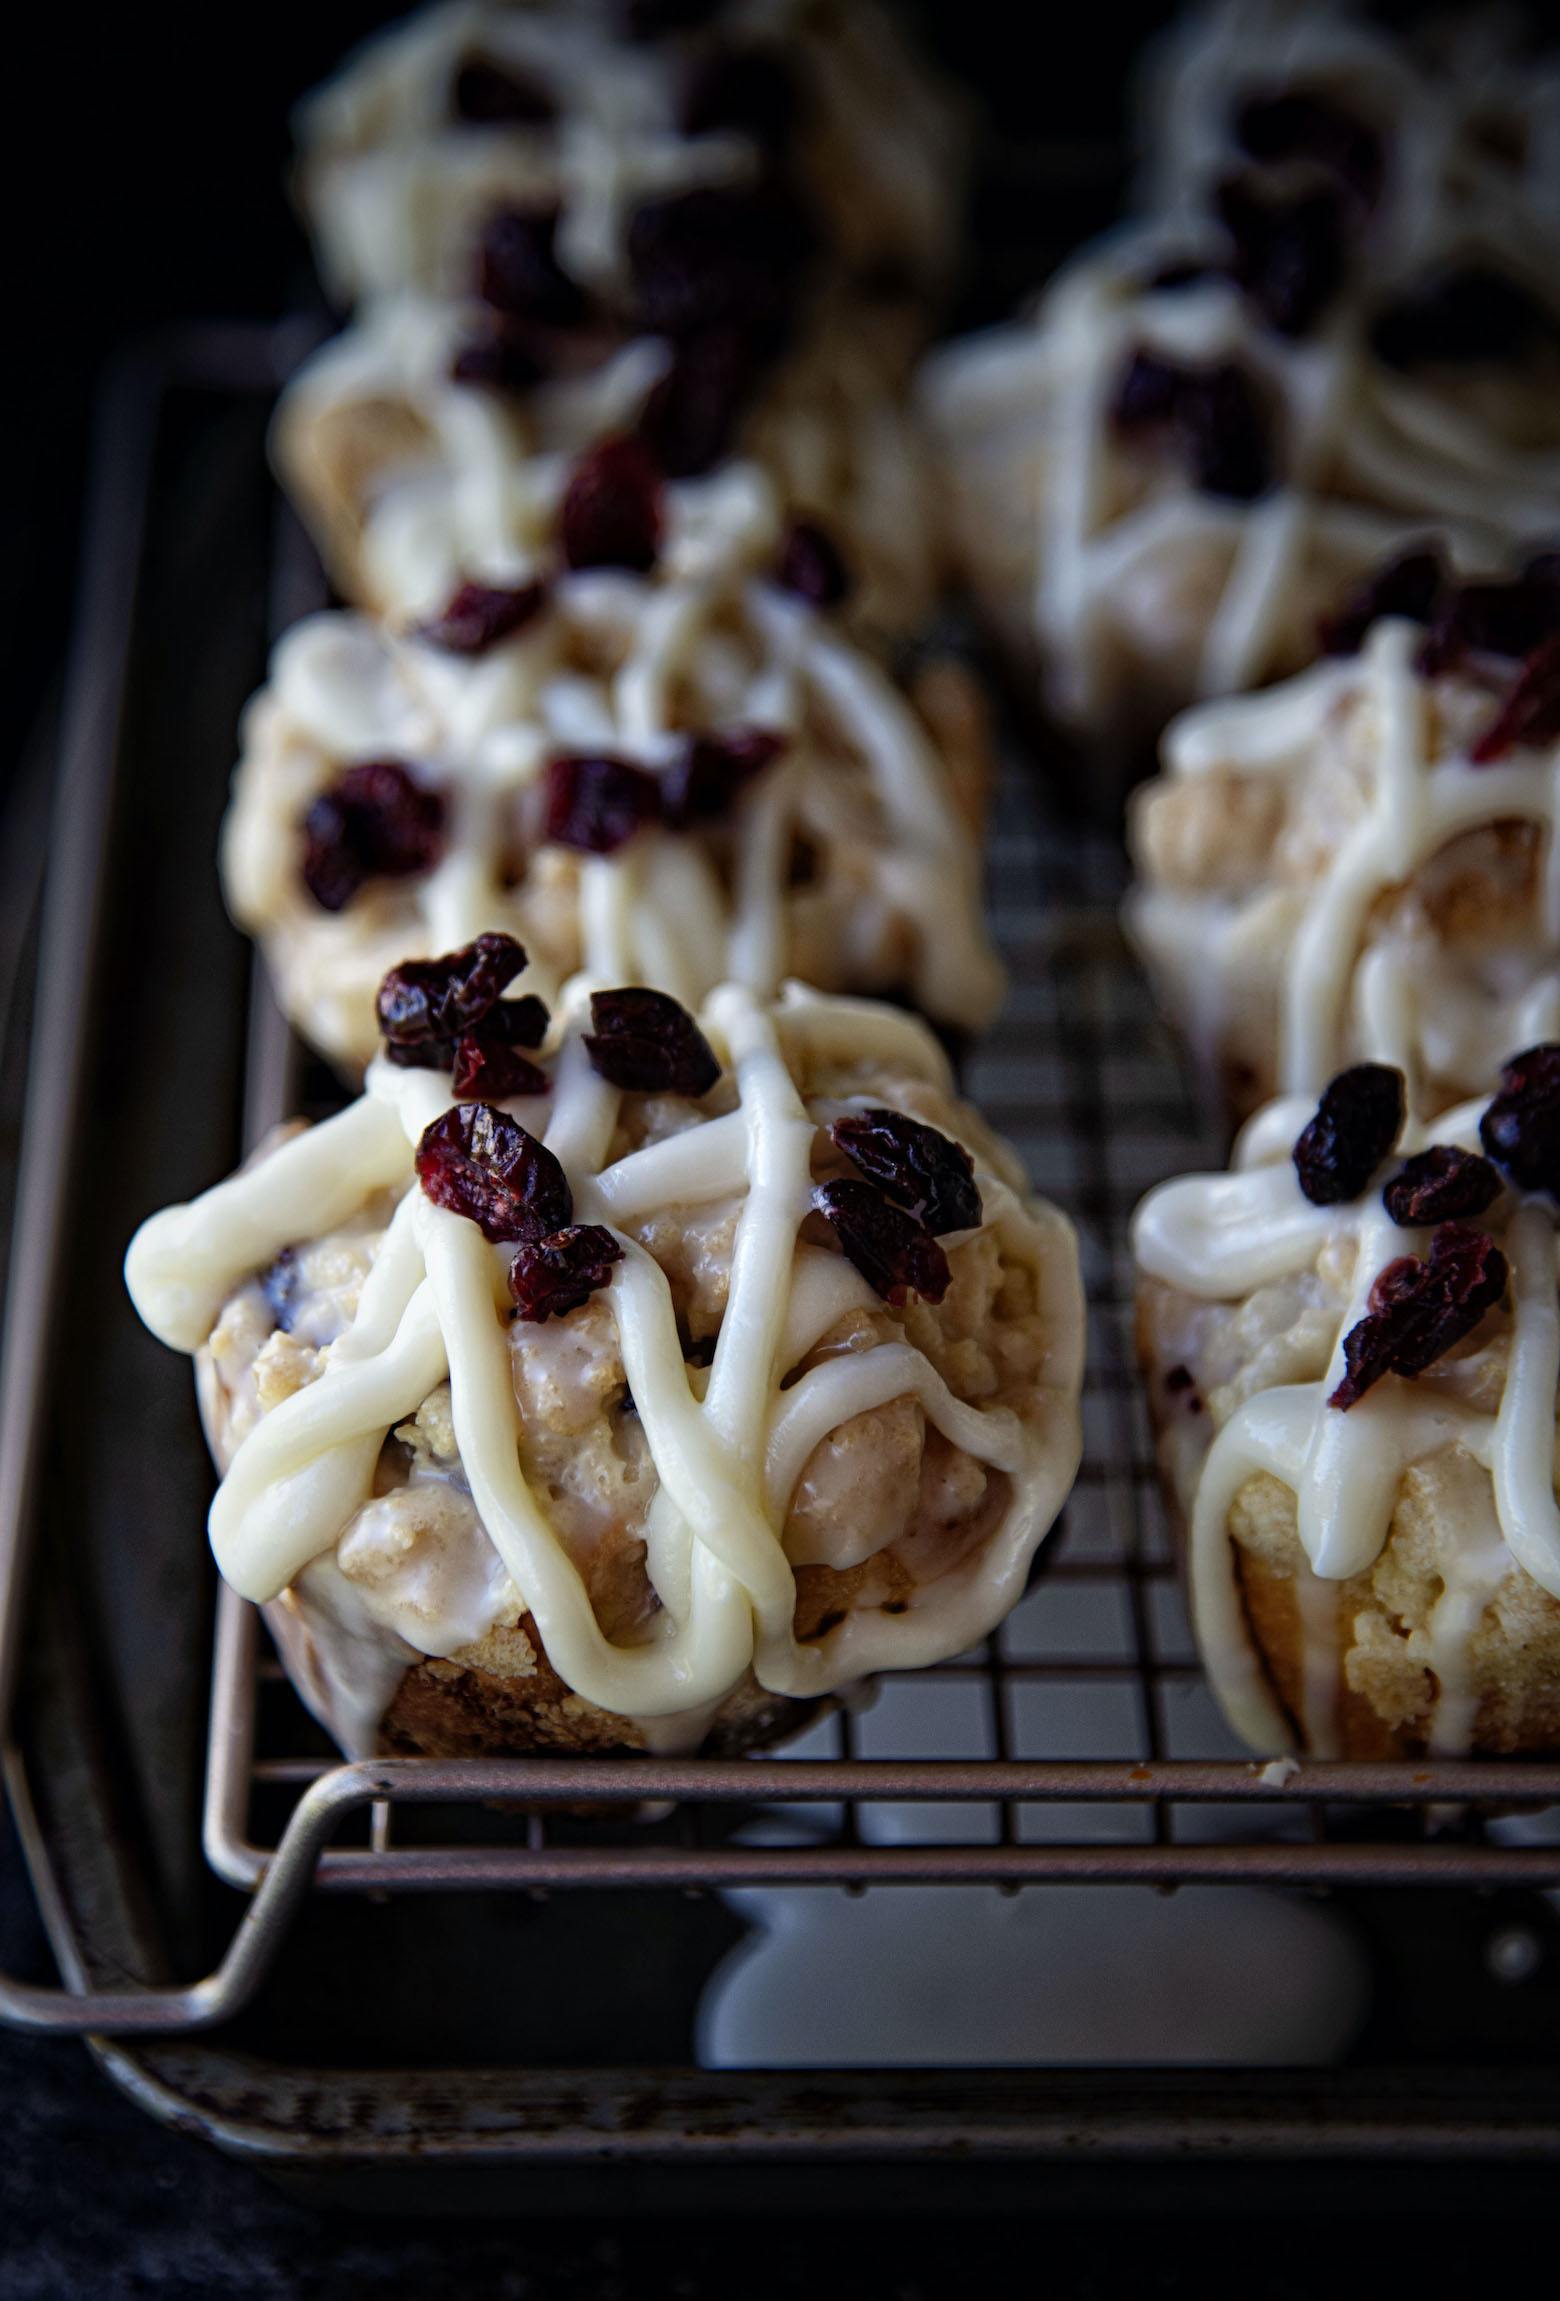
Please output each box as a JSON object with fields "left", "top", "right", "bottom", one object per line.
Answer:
{"left": 9, "top": 325, "right": 1560, "bottom": 2050}
{"left": 199, "top": 749, "right": 1560, "bottom": 1902}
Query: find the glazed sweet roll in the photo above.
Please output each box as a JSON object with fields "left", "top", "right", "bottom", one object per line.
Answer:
{"left": 921, "top": 0, "right": 1560, "bottom": 750}
{"left": 1127, "top": 573, "right": 1560, "bottom": 1124}
{"left": 919, "top": 216, "right": 1560, "bottom": 750}
{"left": 1134, "top": 1050, "right": 1560, "bottom": 1758}
{"left": 271, "top": 290, "right": 940, "bottom": 643}
{"left": 292, "top": 0, "right": 965, "bottom": 331}
{"left": 1141, "top": 0, "right": 1560, "bottom": 322}
{"left": 125, "top": 954, "right": 1084, "bottom": 1758}
{"left": 222, "top": 539, "right": 1000, "bottom": 1074}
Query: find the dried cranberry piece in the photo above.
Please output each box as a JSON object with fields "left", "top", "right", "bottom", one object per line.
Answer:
{"left": 679, "top": 46, "right": 798, "bottom": 154}
{"left": 1328, "top": 1253, "right": 1422, "bottom": 1408}
{"left": 1216, "top": 174, "right": 1348, "bottom": 337}
{"left": 1419, "top": 570, "right": 1560, "bottom": 676}
{"left": 1233, "top": 86, "right": 1385, "bottom": 210}
{"left": 636, "top": 326, "right": 761, "bottom": 478}
{"left": 1329, "top": 1225, "right": 1507, "bottom": 1408}
{"left": 382, "top": 1035, "right": 457, "bottom": 1073}
{"left": 451, "top": 322, "right": 545, "bottom": 395}
{"left": 1373, "top": 265, "right": 1550, "bottom": 368}
{"left": 475, "top": 207, "right": 587, "bottom": 327}
{"left": 1382, "top": 1144, "right": 1501, "bottom": 1226}
{"left": 1471, "top": 633, "right": 1560, "bottom": 763}
{"left": 452, "top": 55, "right": 557, "bottom": 125}
{"left": 659, "top": 728, "right": 785, "bottom": 828}
{"left": 416, "top": 579, "right": 547, "bottom": 655}
{"left": 477, "top": 994, "right": 550, "bottom": 1050}
{"left": 1292, "top": 1064, "right": 1405, "bottom": 1204}
{"left": 621, "top": 0, "right": 728, "bottom": 36}
{"left": 830, "top": 1109, "right": 982, "bottom": 1236}
{"left": 776, "top": 518, "right": 851, "bottom": 609}
{"left": 1145, "top": 256, "right": 1219, "bottom": 292}
{"left": 302, "top": 761, "right": 447, "bottom": 914}
{"left": 1392, "top": 1225, "right": 1508, "bottom": 1375}
{"left": 415, "top": 1103, "right": 572, "bottom": 1243}
{"left": 382, "top": 992, "right": 549, "bottom": 1078}
{"left": 376, "top": 932, "right": 527, "bottom": 1048}
{"left": 510, "top": 1224, "right": 624, "bottom": 1322}
{"left": 559, "top": 436, "right": 663, "bottom": 573}
{"left": 1110, "top": 351, "right": 1272, "bottom": 500}
{"left": 544, "top": 755, "right": 662, "bottom": 853}
{"left": 814, "top": 1177, "right": 951, "bottom": 1307}
{"left": 451, "top": 1037, "right": 550, "bottom": 1101}
{"left": 1113, "top": 349, "right": 1181, "bottom": 429}
{"left": 1318, "top": 547, "right": 1445, "bottom": 655}
{"left": 1480, "top": 1043, "right": 1560, "bottom": 1195}
{"left": 627, "top": 184, "right": 811, "bottom": 354}
{"left": 585, "top": 987, "right": 721, "bottom": 1096}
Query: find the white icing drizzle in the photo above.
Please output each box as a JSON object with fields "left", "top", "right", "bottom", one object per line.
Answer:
{"left": 223, "top": 573, "right": 1001, "bottom": 1070}
{"left": 126, "top": 985, "right": 1084, "bottom": 1731}
{"left": 293, "top": 0, "right": 963, "bottom": 312}
{"left": 1133, "top": 1076, "right": 1560, "bottom": 1755}
{"left": 1129, "top": 617, "right": 1560, "bottom": 1113}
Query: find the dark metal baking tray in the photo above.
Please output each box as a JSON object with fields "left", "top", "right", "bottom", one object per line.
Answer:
{"left": 3, "top": 326, "right": 1560, "bottom": 2208}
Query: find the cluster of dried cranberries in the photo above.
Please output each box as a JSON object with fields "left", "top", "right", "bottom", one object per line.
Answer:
{"left": 815, "top": 1107, "right": 982, "bottom": 1307}
{"left": 415, "top": 1097, "right": 620, "bottom": 1323}
{"left": 1318, "top": 545, "right": 1560, "bottom": 762}
{"left": 377, "top": 933, "right": 550, "bottom": 1098}
{"left": 544, "top": 728, "right": 786, "bottom": 853}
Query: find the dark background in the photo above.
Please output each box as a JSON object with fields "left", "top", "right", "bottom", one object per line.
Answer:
{"left": 2, "top": 2, "right": 1540, "bottom": 2292}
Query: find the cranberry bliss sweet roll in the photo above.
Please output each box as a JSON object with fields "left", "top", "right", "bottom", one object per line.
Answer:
{"left": 1126, "top": 576, "right": 1560, "bottom": 1126}
{"left": 220, "top": 534, "right": 1000, "bottom": 1075}
{"left": 291, "top": 0, "right": 965, "bottom": 332}
{"left": 920, "top": 0, "right": 1560, "bottom": 754}
{"left": 124, "top": 958, "right": 1083, "bottom": 1759}
{"left": 1134, "top": 1053, "right": 1560, "bottom": 1759}
{"left": 272, "top": 296, "right": 940, "bottom": 646}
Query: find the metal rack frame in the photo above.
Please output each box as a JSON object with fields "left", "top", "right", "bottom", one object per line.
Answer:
{"left": 8, "top": 324, "right": 1560, "bottom": 2053}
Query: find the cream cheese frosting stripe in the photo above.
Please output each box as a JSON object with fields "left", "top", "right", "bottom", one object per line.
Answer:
{"left": 1138, "top": 616, "right": 1560, "bottom": 1108}
{"left": 127, "top": 985, "right": 1082, "bottom": 1720}
{"left": 1134, "top": 1083, "right": 1560, "bottom": 1754}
